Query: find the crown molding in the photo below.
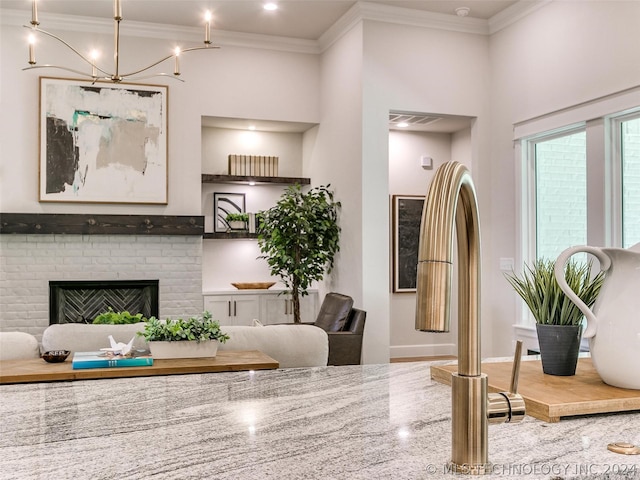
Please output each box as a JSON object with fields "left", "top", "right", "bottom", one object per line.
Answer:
{"left": 0, "top": 8, "right": 319, "bottom": 55}
{"left": 319, "top": 1, "right": 489, "bottom": 52}
{"left": 489, "top": 0, "right": 552, "bottom": 35}
{"left": 3, "top": 0, "right": 545, "bottom": 56}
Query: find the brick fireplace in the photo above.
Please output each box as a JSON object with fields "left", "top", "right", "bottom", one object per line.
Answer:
{"left": 0, "top": 234, "right": 204, "bottom": 340}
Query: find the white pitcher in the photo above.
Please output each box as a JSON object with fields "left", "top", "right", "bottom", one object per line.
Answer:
{"left": 554, "top": 242, "right": 640, "bottom": 390}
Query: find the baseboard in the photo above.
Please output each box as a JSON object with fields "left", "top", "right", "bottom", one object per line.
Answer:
{"left": 390, "top": 343, "right": 456, "bottom": 359}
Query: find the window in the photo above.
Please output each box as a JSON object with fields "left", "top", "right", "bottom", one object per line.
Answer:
{"left": 621, "top": 115, "right": 640, "bottom": 247}
{"left": 533, "top": 130, "right": 587, "bottom": 260}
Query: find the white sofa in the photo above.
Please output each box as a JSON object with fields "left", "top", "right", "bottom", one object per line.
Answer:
{"left": 219, "top": 324, "right": 328, "bottom": 368}
{"left": 0, "top": 332, "right": 41, "bottom": 360}
{"left": 40, "top": 323, "right": 328, "bottom": 368}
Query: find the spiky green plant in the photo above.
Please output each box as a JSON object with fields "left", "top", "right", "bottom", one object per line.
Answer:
{"left": 504, "top": 258, "right": 604, "bottom": 326}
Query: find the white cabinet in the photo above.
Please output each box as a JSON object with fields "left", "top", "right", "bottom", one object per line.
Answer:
{"left": 260, "top": 293, "right": 318, "bottom": 324}
{"left": 203, "top": 290, "right": 318, "bottom": 326}
{"left": 203, "top": 294, "right": 261, "bottom": 326}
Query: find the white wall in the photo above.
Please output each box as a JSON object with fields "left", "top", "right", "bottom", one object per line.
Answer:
{"left": 362, "top": 20, "right": 490, "bottom": 360}
{"left": 388, "top": 130, "right": 457, "bottom": 357}
{"left": 0, "top": 20, "right": 320, "bottom": 214}
{"left": 488, "top": 0, "right": 640, "bottom": 355}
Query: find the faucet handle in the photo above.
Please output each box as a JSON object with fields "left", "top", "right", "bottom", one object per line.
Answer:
{"left": 509, "top": 340, "right": 523, "bottom": 394}
{"left": 487, "top": 340, "right": 526, "bottom": 425}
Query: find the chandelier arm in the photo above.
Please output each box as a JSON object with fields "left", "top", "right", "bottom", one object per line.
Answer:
{"left": 23, "top": 25, "right": 109, "bottom": 76}
{"left": 126, "top": 73, "right": 186, "bottom": 83}
{"left": 22, "top": 64, "right": 102, "bottom": 79}
{"left": 119, "top": 45, "right": 218, "bottom": 78}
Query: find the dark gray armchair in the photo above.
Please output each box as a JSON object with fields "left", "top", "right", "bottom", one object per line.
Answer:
{"left": 326, "top": 307, "right": 366, "bottom": 366}
{"left": 310, "top": 292, "right": 366, "bottom": 366}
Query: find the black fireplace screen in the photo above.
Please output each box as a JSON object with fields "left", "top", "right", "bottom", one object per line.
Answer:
{"left": 49, "top": 280, "right": 159, "bottom": 324}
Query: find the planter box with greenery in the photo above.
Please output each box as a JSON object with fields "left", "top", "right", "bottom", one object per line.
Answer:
{"left": 92, "top": 308, "right": 152, "bottom": 324}
{"left": 138, "top": 311, "right": 230, "bottom": 359}
{"left": 226, "top": 213, "right": 249, "bottom": 231}
{"left": 258, "top": 184, "right": 340, "bottom": 323}
{"left": 505, "top": 258, "right": 604, "bottom": 375}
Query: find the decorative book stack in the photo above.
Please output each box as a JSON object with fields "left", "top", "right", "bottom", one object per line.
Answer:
{"left": 228, "top": 154, "right": 279, "bottom": 177}
{"left": 72, "top": 351, "right": 153, "bottom": 370}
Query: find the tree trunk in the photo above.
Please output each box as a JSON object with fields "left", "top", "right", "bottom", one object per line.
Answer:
{"left": 292, "top": 281, "right": 301, "bottom": 323}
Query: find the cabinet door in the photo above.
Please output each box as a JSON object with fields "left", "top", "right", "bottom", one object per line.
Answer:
{"left": 204, "top": 295, "right": 234, "bottom": 325}
{"left": 299, "top": 292, "right": 319, "bottom": 323}
{"left": 231, "top": 295, "right": 261, "bottom": 326}
{"left": 261, "top": 294, "right": 294, "bottom": 324}
{"left": 204, "top": 295, "right": 260, "bottom": 326}
{"left": 261, "top": 292, "right": 319, "bottom": 324}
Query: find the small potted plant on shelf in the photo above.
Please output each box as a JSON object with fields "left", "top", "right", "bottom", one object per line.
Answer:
{"left": 226, "top": 213, "right": 249, "bottom": 231}
{"left": 504, "top": 258, "right": 604, "bottom": 376}
{"left": 138, "top": 311, "right": 230, "bottom": 359}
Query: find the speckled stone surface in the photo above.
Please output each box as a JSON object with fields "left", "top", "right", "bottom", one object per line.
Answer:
{"left": 1, "top": 361, "right": 639, "bottom": 479}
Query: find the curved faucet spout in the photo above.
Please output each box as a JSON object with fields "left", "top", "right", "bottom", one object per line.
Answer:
{"left": 415, "top": 161, "right": 481, "bottom": 377}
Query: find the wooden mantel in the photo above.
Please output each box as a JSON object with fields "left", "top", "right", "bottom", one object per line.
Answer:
{"left": 0, "top": 213, "right": 204, "bottom": 236}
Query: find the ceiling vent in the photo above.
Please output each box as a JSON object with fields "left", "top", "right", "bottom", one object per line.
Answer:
{"left": 389, "top": 113, "right": 442, "bottom": 130}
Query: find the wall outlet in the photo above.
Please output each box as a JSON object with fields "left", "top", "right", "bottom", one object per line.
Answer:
{"left": 499, "top": 257, "right": 514, "bottom": 271}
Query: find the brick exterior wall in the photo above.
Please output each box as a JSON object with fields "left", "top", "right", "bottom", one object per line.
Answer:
{"left": 622, "top": 117, "right": 640, "bottom": 247}
{"left": 0, "top": 235, "right": 203, "bottom": 340}
{"left": 535, "top": 131, "right": 587, "bottom": 260}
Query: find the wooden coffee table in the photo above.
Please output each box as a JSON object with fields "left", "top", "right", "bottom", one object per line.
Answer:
{"left": 0, "top": 350, "right": 278, "bottom": 384}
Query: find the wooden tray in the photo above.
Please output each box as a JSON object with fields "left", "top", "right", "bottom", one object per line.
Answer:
{"left": 431, "top": 358, "right": 640, "bottom": 422}
{"left": 0, "top": 350, "right": 278, "bottom": 384}
{"left": 231, "top": 282, "right": 275, "bottom": 290}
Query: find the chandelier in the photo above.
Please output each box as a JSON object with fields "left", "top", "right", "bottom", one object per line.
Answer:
{"left": 23, "top": 0, "right": 219, "bottom": 83}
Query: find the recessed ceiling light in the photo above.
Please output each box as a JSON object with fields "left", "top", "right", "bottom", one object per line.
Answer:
{"left": 248, "top": 125, "right": 256, "bottom": 131}
{"left": 397, "top": 122, "right": 409, "bottom": 128}
{"left": 264, "top": 3, "right": 278, "bottom": 11}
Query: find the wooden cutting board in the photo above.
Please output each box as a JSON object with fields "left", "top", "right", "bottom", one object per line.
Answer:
{"left": 430, "top": 358, "right": 640, "bottom": 423}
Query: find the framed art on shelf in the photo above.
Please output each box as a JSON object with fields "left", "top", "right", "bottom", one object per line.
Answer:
{"left": 214, "top": 192, "right": 246, "bottom": 233}
{"left": 39, "top": 77, "right": 168, "bottom": 204}
{"left": 391, "top": 195, "right": 425, "bottom": 293}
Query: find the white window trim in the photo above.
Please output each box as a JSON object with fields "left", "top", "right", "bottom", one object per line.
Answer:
{"left": 513, "top": 86, "right": 640, "bottom": 331}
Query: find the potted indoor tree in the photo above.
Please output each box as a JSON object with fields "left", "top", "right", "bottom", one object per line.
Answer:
{"left": 138, "top": 311, "right": 230, "bottom": 359}
{"left": 257, "top": 184, "right": 341, "bottom": 323}
{"left": 504, "top": 258, "right": 604, "bottom": 376}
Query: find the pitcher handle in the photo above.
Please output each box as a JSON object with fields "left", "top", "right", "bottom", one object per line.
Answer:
{"left": 554, "top": 246, "right": 611, "bottom": 338}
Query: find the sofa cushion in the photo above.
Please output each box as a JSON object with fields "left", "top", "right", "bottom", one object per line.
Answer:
{"left": 42, "top": 323, "right": 148, "bottom": 353}
{"left": 314, "top": 293, "right": 353, "bottom": 332}
{"left": 0, "top": 332, "right": 41, "bottom": 360}
{"left": 219, "top": 324, "right": 328, "bottom": 368}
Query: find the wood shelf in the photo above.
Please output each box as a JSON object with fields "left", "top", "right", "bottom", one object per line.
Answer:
{"left": 202, "top": 174, "right": 310, "bottom": 185}
{"left": 0, "top": 213, "right": 204, "bottom": 236}
{"left": 203, "top": 232, "right": 259, "bottom": 240}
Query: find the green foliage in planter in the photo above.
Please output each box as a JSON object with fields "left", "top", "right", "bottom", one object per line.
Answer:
{"left": 225, "top": 213, "right": 249, "bottom": 222}
{"left": 504, "top": 258, "right": 604, "bottom": 326}
{"left": 138, "top": 311, "right": 230, "bottom": 343}
{"left": 92, "top": 307, "right": 151, "bottom": 324}
{"left": 257, "top": 184, "right": 340, "bottom": 323}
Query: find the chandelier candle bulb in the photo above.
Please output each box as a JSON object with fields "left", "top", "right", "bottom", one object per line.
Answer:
{"left": 174, "top": 48, "right": 180, "bottom": 76}
{"left": 31, "top": 0, "right": 38, "bottom": 25}
{"left": 28, "top": 35, "right": 35, "bottom": 65}
{"left": 205, "top": 11, "right": 212, "bottom": 44}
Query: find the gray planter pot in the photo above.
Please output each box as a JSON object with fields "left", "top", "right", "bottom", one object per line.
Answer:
{"left": 536, "top": 324, "right": 582, "bottom": 376}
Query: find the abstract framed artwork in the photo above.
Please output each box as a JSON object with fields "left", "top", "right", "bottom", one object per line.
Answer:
{"left": 214, "top": 192, "right": 246, "bottom": 233}
{"left": 39, "top": 77, "right": 168, "bottom": 204}
{"left": 391, "top": 195, "right": 425, "bottom": 293}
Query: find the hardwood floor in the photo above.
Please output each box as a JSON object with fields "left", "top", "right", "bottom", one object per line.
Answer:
{"left": 390, "top": 355, "right": 456, "bottom": 363}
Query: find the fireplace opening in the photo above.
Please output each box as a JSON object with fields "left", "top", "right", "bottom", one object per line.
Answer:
{"left": 49, "top": 280, "right": 159, "bottom": 324}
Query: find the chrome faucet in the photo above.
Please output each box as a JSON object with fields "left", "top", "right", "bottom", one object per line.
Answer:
{"left": 415, "top": 161, "right": 525, "bottom": 474}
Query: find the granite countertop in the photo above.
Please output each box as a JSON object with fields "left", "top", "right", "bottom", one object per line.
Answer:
{"left": 1, "top": 361, "right": 639, "bottom": 480}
